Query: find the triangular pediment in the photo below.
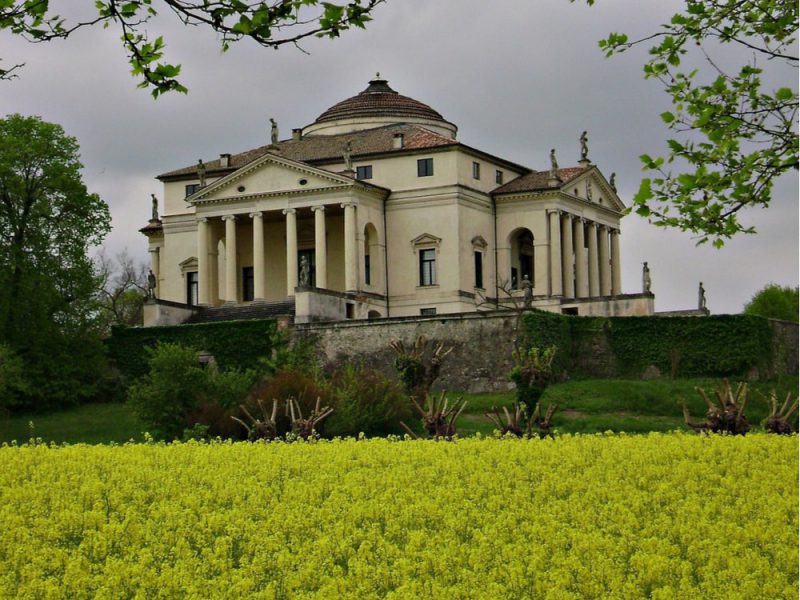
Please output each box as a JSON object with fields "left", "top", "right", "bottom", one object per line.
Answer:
{"left": 567, "top": 168, "right": 625, "bottom": 212}
{"left": 188, "top": 152, "right": 357, "bottom": 204}
{"left": 411, "top": 233, "right": 442, "bottom": 247}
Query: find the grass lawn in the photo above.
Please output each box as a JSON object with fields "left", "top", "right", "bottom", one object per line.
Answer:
{"left": 0, "top": 403, "right": 147, "bottom": 445}
{"left": 1, "top": 376, "right": 796, "bottom": 443}
{"left": 452, "top": 375, "right": 799, "bottom": 436}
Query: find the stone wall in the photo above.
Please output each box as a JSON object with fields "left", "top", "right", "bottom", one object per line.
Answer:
{"left": 293, "top": 312, "right": 798, "bottom": 392}
{"left": 294, "top": 312, "right": 520, "bottom": 393}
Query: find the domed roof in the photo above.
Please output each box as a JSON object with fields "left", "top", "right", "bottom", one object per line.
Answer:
{"left": 313, "top": 75, "right": 448, "bottom": 125}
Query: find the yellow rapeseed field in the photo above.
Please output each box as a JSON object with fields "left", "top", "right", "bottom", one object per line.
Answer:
{"left": 0, "top": 433, "right": 796, "bottom": 599}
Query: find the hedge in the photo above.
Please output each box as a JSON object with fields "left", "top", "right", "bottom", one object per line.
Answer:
{"left": 107, "top": 319, "right": 279, "bottom": 381}
{"left": 521, "top": 312, "right": 774, "bottom": 379}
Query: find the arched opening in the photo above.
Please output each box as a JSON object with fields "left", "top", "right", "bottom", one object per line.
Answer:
{"left": 363, "top": 222, "right": 380, "bottom": 288}
{"left": 509, "top": 228, "right": 534, "bottom": 289}
{"left": 367, "top": 310, "right": 381, "bottom": 319}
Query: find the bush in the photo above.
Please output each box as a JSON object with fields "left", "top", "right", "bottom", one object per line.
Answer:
{"left": 0, "top": 344, "right": 28, "bottom": 415}
{"left": 326, "top": 364, "right": 411, "bottom": 437}
{"left": 128, "top": 342, "right": 257, "bottom": 440}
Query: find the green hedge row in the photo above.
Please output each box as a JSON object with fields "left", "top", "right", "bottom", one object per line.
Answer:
{"left": 107, "top": 319, "right": 279, "bottom": 380}
{"left": 521, "top": 312, "right": 773, "bottom": 378}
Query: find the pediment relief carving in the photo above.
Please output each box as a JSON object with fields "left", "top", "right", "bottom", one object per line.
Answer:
{"left": 471, "top": 235, "right": 488, "bottom": 249}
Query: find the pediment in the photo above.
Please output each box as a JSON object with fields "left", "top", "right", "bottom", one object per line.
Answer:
{"left": 568, "top": 168, "right": 625, "bottom": 212}
{"left": 411, "top": 233, "right": 442, "bottom": 247}
{"left": 187, "top": 152, "right": 355, "bottom": 204}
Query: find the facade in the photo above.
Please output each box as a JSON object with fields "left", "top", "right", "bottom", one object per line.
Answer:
{"left": 141, "top": 76, "right": 653, "bottom": 326}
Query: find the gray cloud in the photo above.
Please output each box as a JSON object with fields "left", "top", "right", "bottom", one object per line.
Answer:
{"left": 1, "top": 0, "right": 796, "bottom": 314}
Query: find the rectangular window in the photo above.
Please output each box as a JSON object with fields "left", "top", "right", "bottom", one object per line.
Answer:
{"left": 242, "top": 266, "right": 254, "bottom": 301}
{"left": 472, "top": 161, "right": 480, "bottom": 180}
{"left": 419, "top": 248, "right": 436, "bottom": 286}
{"left": 356, "top": 165, "right": 373, "bottom": 180}
{"left": 364, "top": 254, "right": 371, "bottom": 285}
{"left": 185, "top": 183, "right": 200, "bottom": 197}
{"left": 417, "top": 158, "right": 434, "bottom": 177}
{"left": 495, "top": 170, "right": 503, "bottom": 185}
{"left": 186, "top": 271, "right": 199, "bottom": 305}
{"left": 420, "top": 308, "right": 437, "bottom": 316}
{"left": 474, "top": 251, "right": 483, "bottom": 289}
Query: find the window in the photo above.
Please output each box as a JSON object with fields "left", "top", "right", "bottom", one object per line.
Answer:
{"left": 420, "top": 308, "right": 437, "bottom": 316}
{"left": 345, "top": 303, "right": 355, "bottom": 319}
{"left": 496, "top": 170, "right": 503, "bottom": 185}
{"left": 242, "top": 266, "right": 254, "bottom": 301}
{"left": 472, "top": 161, "right": 480, "bottom": 180}
{"left": 419, "top": 248, "right": 436, "bottom": 286}
{"left": 185, "top": 183, "right": 200, "bottom": 197}
{"left": 364, "top": 254, "right": 371, "bottom": 285}
{"left": 474, "top": 251, "right": 484, "bottom": 289}
{"left": 356, "top": 165, "right": 373, "bottom": 180}
{"left": 417, "top": 158, "right": 434, "bottom": 177}
{"left": 186, "top": 271, "right": 198, "bottom": 305}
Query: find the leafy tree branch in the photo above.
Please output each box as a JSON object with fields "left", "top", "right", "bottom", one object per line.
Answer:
{"left": 0, "top": 0, "right": 385, "bottom": 97}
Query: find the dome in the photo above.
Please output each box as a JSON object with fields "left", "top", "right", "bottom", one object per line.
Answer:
{"left": 303, "top": 75, "right": 457, "bottom": 139}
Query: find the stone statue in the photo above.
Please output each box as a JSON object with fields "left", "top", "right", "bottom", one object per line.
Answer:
{"left": 585, "top": 180, "right": 593, "bottom": 201}
{"left": 642, "top": 261, "right": 651, "bottom": 293}
{"left": 270, "top": 118, "right": 279, "bottom": 145}
{"left": 609, "top": 172, "right": 617, "bottom": 192}
{"left": 549, "top": 148, "right": 559, "bottom": 171}
{"left": 698, "top": 282, "right": 707, "bottom": 310}
{"left": 579, "top": 131, "right": 589, "bottom": 161}
{"left": 197, "top": 159, "right": 206, "bottom": 188}
{"left": 522, "top": 275, "right": 533, "bottom": 308}
{"left": 147, "top": 269, "right": 157, "bottom": 299}
{"left": 342, "top": 140, "right": 353, "bottom": 171}
{"left": 150, "top": 194, "right": 159, "bottom": 221}
{"left": 299, "top": 254, "right": 310, "bottom": 287}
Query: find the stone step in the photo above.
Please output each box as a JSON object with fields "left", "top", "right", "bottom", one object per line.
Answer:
{"left": 187, "top": 300, "right": 295, "bottom": 323}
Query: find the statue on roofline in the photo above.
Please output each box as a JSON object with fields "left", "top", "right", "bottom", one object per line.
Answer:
{"left": 147, "top": 269, "right": 157, "bottom": 299}
{"left": 197, "top": 159, "right": 206, "bottom": 188}
{"left": 549, "top": 148, "right": 558, "bottom": 171}
{"left": 342, "top": 140, "right": 353, "bottom": 171}
{"left": 270, "top": 118, "right": 279, "bottom": 145}
{"left": 698, "top": 282, "right": 707, "bottom": 310}
{"left": 609, "top": 172, "right": 617, "bottom": 192}
{"left": 150, "top": 193, "right": 159, "bottom": 221}
{"left": 579, "top": 131, "right": 589, "bottom": 161}
{"left": 642, "top": 261, "right": 651, "bottom": 293}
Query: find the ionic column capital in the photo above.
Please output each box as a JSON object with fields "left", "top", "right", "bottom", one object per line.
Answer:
{"left": 282, "top": 208, "right": 296, "bottom": 216}
{"left": 310, "top": 205, "right": 326, "bottom": 213}
{"left": 196, "top": 217, "right": 209, "bottom": 224}
{"left": 249, "top": 211, "right": 263, "bottom": 219}
{"left": 221, "top": 214, "right": 237, "bottom": 221}
{"left": 340, "top": 201, "right": 357, "bottom": 209}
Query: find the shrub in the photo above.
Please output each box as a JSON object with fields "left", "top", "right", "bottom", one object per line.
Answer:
{"left": 326, "top": 364, "right": 411, "bottom": 437}
{"left": 128, "top": 342, "right": 258, "bottom": 440}
{"left": 509, "top": 346, "right": 557, "bottom": 411}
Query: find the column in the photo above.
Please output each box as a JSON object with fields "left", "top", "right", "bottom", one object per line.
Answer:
{"left": 342, "top": 201, "right": 357, "bottom": 292}
{"left": 561, "top": 213, "right": 574, "bottom": 299}
{"left": 599, "top": 225, "right": 611, "bottom": 296}
{"left": 611, "top": 228, "right": 622, "bottom": 296}
{"left": 222, "top": 215, "right": 238, "bottom": 304}
{"left": 250, "top": 212, "right": 265, "bottom": 301}
{"left": 311, "top": 206, "right": 327, "bottom": 289}
{"left": 574, "top": 218, "right": 587, "bottom": 298}
{"left": 587, "top": 222, "right": 600, "bottom": 297}
{"left": 196, "top": 218, "right": 210, "bottom": 305}
{"left": 548, "top": 210, "right": 563, "bottom": 296}
{"left": 283, "top": 208, "right": 297, "bottom": 296}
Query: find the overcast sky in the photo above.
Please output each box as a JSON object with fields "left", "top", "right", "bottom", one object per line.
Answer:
{"left": 1, "top": 0, "right": 797, "bottom": 313}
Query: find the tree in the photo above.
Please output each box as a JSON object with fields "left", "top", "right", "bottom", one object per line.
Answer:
{"left": 581, "top": 0, "right": 798, "bottom": 246}
{"left": 0, "top": 114, "right": 111, "bottom": 410}
{"left": 96, "top": 250, "right": 148, "bottom": 335}
{"left": 0, "top": 1, "right": 384, "bottom": 97}
{"left": 743, "top": 283, "right": 798, "bottom": 322}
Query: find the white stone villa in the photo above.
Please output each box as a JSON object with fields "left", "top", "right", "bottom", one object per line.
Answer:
{"left": 141, "top": 75, "right": 654, "bottom": 326}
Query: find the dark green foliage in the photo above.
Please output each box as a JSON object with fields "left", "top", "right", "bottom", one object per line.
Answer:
{"left": 325, "top": 364, "right": 411, "bottom": 437}
{"left": 744, "top": 284, "right": 799, "bottom": 323}
{"left": 520, "top": 311, "right": 774, "bottom": 379}
{"left": 108, "top": 319, "right": 280, "bottom": 381}
{"left": 508, "top": 346, "right": 557, "bottom": 410}
{"left": 0, "top": 114, "right": 111, "bottom": 412}
{"left": 606, "top": 315, "right": 772, "bottom": 378}
{"left": 128, "top": 342, "right": 258, "bottom": 440}
{"left": 0, "top": 344, "right": 28, "bottom": 414}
